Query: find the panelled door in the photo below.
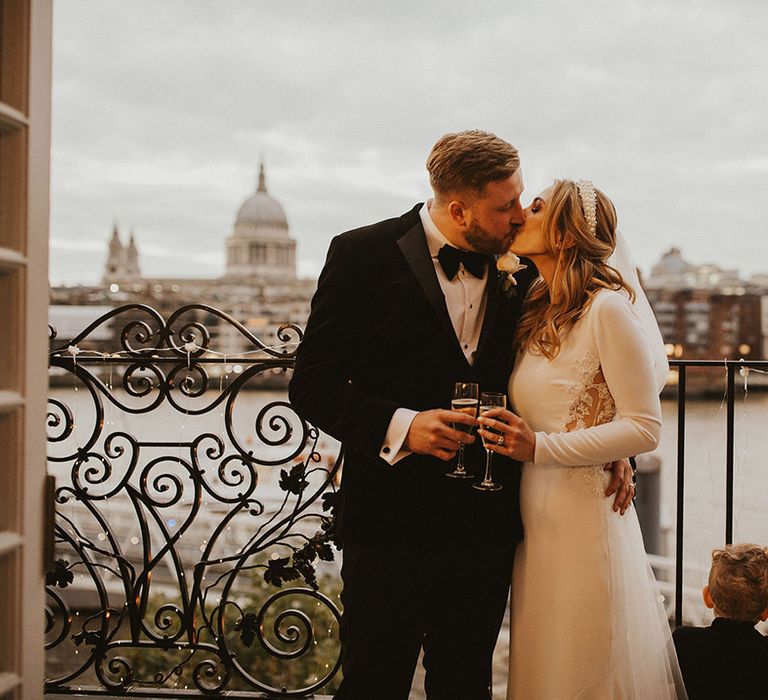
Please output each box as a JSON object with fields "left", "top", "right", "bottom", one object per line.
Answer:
{"left": 0, "top": 1, "right": 52, "bottom": 698}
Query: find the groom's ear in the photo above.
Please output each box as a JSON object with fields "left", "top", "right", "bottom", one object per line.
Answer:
{"left": 448, "top": 200, "right": 469, "bottom": 227}
{"left": 702, "top": 585, "right": 715, "bottom": 609}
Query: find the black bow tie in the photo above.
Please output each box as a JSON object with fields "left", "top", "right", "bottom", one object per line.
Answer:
{"left": 437, "top": 245, "right": 488, "bottom": 280}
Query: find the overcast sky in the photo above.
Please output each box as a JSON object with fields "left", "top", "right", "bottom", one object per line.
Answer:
{"left": 50, "top": 0, "right": 768, "bottom": 285}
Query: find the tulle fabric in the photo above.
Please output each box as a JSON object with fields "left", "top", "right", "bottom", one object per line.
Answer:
{"left": 608, "top": 229, "right": 669, "bottom": 394}
{"left": 507, "top": 464, "right": 687, "bottom": 699}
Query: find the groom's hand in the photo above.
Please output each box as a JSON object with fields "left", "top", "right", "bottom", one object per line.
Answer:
{"left": 605, "top": 459, "right": 634, "bottom": 515}
{"left": 404, "top": 409, "right": 476, "bottom": 461}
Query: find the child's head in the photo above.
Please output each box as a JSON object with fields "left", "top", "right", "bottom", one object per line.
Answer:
{"left": 703, "top": 543, "right": 768, "bottom": 623}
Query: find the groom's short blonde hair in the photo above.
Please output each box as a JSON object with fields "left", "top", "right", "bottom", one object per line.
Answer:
{"left": 427, "top": 130, "right": 519, "bottom": 199}
{"left": 708, "top": 543, "right": 768, "bottom": 622}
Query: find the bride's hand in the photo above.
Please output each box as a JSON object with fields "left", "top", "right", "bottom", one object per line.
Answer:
{"left": 477, "top": 408, "right": 536, "bottom": 462}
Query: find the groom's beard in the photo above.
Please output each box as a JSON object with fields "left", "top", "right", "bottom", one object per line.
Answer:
{"left": 463, "top": 220, "right": 514, "bottom": 256}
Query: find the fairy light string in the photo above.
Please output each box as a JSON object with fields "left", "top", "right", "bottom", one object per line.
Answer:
{"left": 733, "top": 359, "right": 768, "bottom": 538}
{"left": 64, "top": 339, "right": 299, "bottom": 361}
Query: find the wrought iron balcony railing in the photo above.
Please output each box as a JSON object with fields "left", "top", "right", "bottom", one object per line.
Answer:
{"left": 44, "top": 303, "right": 768, "bottom": 697}
{"left": 46, "top": 304, "right": 342, "bottom": 698}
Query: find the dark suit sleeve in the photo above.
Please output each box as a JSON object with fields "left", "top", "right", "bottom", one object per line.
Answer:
{"left": 289, "top": 233, "right": 399, "bottom": 458}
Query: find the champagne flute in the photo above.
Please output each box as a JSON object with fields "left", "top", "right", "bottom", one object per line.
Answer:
{"left": 474, "top": 392, "right": 506, "bottom": 492}
{"left": 446, "top": 382, "right": 479, "bottom": 479}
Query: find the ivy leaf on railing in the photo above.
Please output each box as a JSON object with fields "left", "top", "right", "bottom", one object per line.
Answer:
{"left": 289, "top": 530, "right": 335, "bottom": 590}
{"left": 320, "top": 514, "right": 339, "bottom": 548}
{"left": 309, "top": 531, "right": 334, "bottom": 562}
{"left": 317, "top": 540, "right": 334, "bottom": 562}
{"left": 318, "top": 491, "right": 341, "bottom": 547}
{"left": 45, "top": 559, "right": 75, "bottom": 589}
{"left": 72, "top": 630, "right": 102, "bottom": 647}
{"left": 263, "top": 556, "right": 301, "bottom": 587}
{"left": 279, "top": 464, "right": 309, "bottom": 495}
{"left": 321, "top": 490, "right": 339, "bottom": 513}
{"left": 234, "top": 612, "right": 258, "bottom": 647}
{"left": 293, "top": 557, "right": 318, "bottom": 590}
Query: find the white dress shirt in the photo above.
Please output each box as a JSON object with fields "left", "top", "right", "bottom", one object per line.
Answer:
{"left": 379, "top": 201, "right": 489, "bottom": 464}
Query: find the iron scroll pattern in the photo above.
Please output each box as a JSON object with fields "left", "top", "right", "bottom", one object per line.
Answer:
{"left": 45, "top": 304, "right": 343, "bottom": 696}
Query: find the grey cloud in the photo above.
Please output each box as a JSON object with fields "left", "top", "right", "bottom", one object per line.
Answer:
{"left": 50, "top": 0, "right": 768, "bottom": 285}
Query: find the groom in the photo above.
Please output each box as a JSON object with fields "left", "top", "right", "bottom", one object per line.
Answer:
{"left": 289, "top": 131, "right": 632, "bottom": 699}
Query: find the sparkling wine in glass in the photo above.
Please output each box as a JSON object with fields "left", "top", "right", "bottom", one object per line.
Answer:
{"left": 446, "top": 382, "right": 479, "bottom": 479}
{"left": 474, "top": 392, "right": 506, "bottom": 492}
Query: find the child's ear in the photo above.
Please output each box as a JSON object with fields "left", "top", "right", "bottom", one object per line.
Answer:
{"left": 702, "top": 586, "right": 715, "bottom": 609}
{"left": 759, "top": 608, "right": 768, "bottom": 623}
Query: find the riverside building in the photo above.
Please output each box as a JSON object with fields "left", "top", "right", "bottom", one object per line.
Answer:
{"left": 645, "top": 247, "right": 766, "bottom": 361}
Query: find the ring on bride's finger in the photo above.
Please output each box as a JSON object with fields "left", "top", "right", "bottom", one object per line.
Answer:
{"left": 497, "top": 436, "right": 505, "bottom": 446}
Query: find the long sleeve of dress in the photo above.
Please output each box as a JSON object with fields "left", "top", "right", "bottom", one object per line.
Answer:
{"left": 533, "top": 292, "right": 662, "bottom": 467}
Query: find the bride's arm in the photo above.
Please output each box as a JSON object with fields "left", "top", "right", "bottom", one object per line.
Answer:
{"left": 481, "top": 292, "right": 662, "bottom": 466}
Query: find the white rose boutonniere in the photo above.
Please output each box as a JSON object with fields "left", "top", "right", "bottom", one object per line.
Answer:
{"left": 496, "top": 252, "right": 527, "bottom": 298}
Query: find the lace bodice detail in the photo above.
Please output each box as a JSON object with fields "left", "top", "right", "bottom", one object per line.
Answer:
{"left": 563, "top": 352, "right": 617, "bottom": 493}
{"left": 564, "top": 351, "right": 616, "bottom": 432}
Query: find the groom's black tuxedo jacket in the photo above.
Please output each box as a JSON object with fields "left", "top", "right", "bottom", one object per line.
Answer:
{"left": 289, "top": 204, "right": 536, "bottom": 549}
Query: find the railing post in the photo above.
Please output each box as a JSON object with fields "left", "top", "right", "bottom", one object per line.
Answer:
{"left": 725, "top": 362, "right": 736, "bottom": 545}
{"left": 634, "top": 454, "right": 662, "bottom": 554}
{"left": 674, "top": 364, "right": 686, "bottom": 628}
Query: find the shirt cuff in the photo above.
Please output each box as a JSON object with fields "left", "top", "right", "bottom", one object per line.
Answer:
{"left": 380, "top": 408, "right": 418, "bottom": 465}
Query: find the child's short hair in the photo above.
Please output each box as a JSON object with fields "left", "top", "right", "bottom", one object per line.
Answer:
{"left": 708, "top": 543, "right": 768, "bottom": 622}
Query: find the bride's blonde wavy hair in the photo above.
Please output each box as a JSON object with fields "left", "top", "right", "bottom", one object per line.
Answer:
{"left": 514, "top": 179, "right": 635, "bottom": 359}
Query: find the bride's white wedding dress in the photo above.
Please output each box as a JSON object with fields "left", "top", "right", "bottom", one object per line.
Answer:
{"left": 507, "top": 288, "right": 686, "bottom": 699}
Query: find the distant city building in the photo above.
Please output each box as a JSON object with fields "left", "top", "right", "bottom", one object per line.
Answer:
{"left": 645, "top": 247, "right": 743, "bottom": 291}
{"left": 103, "top": 225, "right": 141, "bottom": 288}
{"left": 50, "top": 163, "right": 316, "bottom": 360}
{"left": 644, "top": 248, "right": 767, "bottom": 361}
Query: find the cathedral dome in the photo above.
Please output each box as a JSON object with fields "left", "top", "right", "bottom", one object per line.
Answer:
{"left": 226, "top": 163, "right": 297, "bottom": 280}
{"left": 234, "top": 163, "right": 289, "bottom": 235}
{"left": 650, "top": 247, "right": 694, "bottom": 278}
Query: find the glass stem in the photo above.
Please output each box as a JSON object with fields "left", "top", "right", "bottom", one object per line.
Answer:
{"left": 483, "top": 448, "right": 493, "bottom": 484}
{"left": 456, "top": 442, "right": 465, "bottom": 472}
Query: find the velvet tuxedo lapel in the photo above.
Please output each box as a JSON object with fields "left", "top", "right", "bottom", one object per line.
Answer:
{"left": 396, "top": 220, "right": 467, "bottom": 366}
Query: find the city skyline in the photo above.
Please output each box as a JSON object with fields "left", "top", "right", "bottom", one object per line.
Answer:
{"left": 50, "top": 1, "right": 768, "bottom": 285}
{"left": 61, "top": 189, "right": 765, "bottom": 290}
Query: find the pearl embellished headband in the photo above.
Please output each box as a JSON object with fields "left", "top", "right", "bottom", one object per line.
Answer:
{"left": 575, "top": 179, "right": 597, "bottom": 237}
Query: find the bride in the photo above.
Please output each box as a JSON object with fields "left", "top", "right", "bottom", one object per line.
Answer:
{"left": 478, "top": 179, "right": 687, "bottom": 699}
